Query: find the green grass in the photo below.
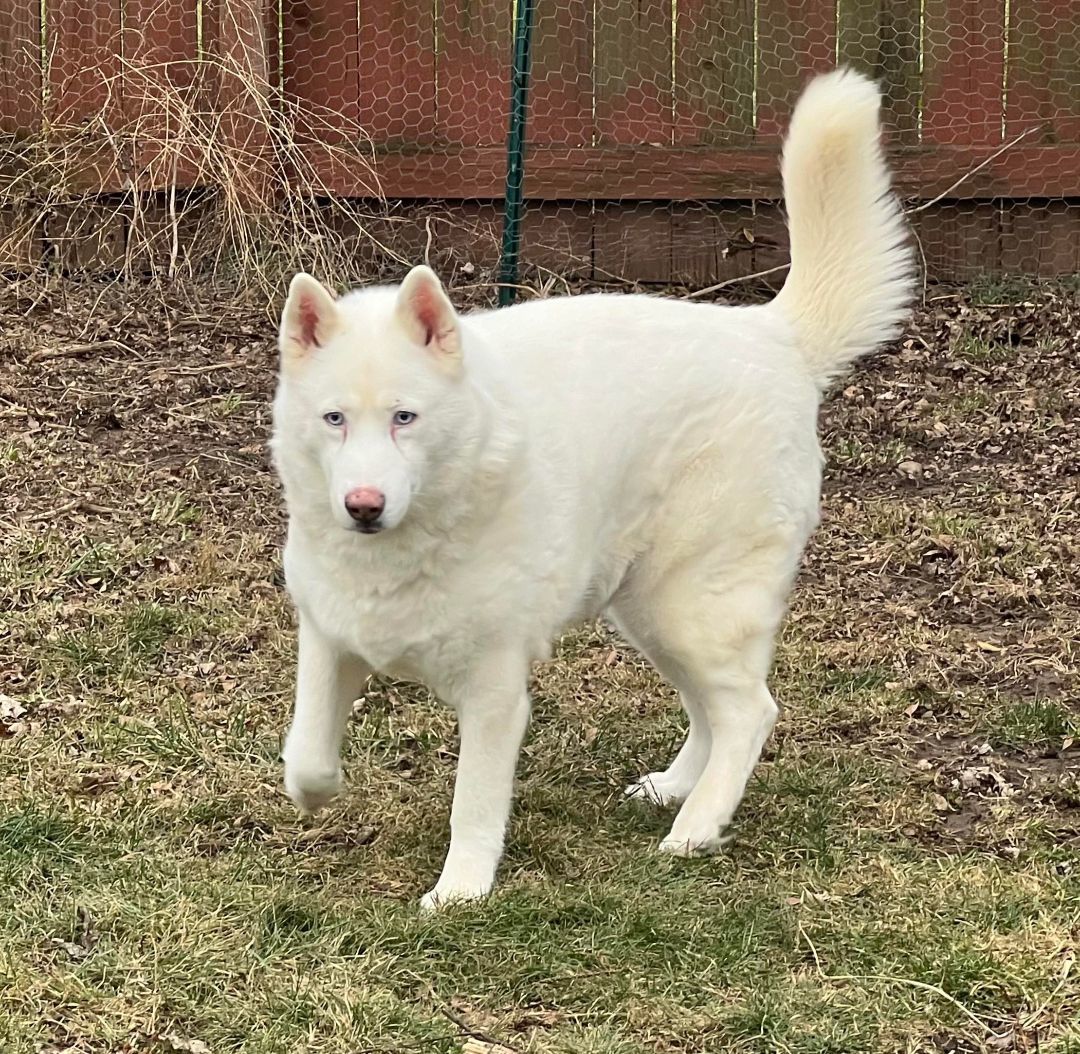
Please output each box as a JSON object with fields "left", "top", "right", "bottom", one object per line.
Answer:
{"left": 983, "top": 699, "right": 1078, "bottom": 750}
{"left": 950, "top": 332, "right": 1015, "bottom": 365}
{"left": 3, "top": 280, "right": 1079, "bottom": 1053}
{"left": 3, "top": 522, "right": 1076, "bottom": 1053}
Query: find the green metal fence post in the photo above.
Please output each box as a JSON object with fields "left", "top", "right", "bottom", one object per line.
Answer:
{"left": 497, "top": 0, "right": 536, "bottom": 307}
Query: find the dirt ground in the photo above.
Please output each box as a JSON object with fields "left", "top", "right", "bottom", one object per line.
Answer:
{"left": 1, "top": 273, "right": 1078, "bottom": 1053}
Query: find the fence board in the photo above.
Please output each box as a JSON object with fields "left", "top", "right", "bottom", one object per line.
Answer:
{"left": 910, "top": 202, "right": 1001, "bottom": 281}
{"left": 676, "top": 0, "right": 755, "bottom": 145}
{"left": 1007, "top": 0, "right": 1080, "bottom": 144}
{"left": 0, "top": 0, "right": 41, "bottom": 135}
{"left": 0, "top": 206, "right": 43, "bottom": 270}
{"left": 745, "top": 202, "right": 792, "bottom": 280}
{"left": 530, "top": 1, "right": 592, "bottom": 145}
{"left": 1000, "top": 201, "right": 1080, "bottom": 275}
{"left": 124, "top": 0, "right": 200, "bottom": 99}
{"left": 124, "top": 0, "right": 201, "bottom": 189}
{"left": 206, "top": 0, "right": 272, "bottom": 202}
{"left": 282, "top": 0, "right": 359, "bottom": 141}
{"left": 595, "top": 203, "right": 671, "bottom": 280}
{"left": 439, "top": 0, "right": 511, "bottom": 146}
{"left": 922, "top": 0, "right": 1005, "bottom": 146}
{"left": 522, "top": 203, "right": 593, "bottom": 274}
{"left": 671, "top": 202, "right": 757, "bottom": 285}
{"left": 358, "top": 0, "right": 436, "bottom": 145}
{"left": 47, "top": 0, "right": 124, "bottom": 130}
{"left": 756, "top": 1, "right": 836, "bottom": 140}
{"left": 595, "top": 0, "right": 672, "bottom": 145}
{"left": 837, "top": 0, "right": 922, "bottom": 143}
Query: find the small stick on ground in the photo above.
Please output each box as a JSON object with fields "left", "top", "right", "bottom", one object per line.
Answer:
{"left": 26, "top": 340, "right": 132, "bottom": 365}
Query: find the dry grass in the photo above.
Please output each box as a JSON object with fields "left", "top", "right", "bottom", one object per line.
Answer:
{"left": 0, "top": 52, "right": 458, "bottom": 302}
{"left": 1, "top": 274, "right": 1079, "bottom": 1053}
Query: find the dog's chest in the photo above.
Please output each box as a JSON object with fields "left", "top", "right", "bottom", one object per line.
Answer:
{"left": 287, "top": 547, "right": 489, "bottom": 688}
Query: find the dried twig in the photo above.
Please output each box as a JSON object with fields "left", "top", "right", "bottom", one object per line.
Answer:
{"left": 905, "top": 125, "right": 1041, "bottom": 215}
{"left": 26, "top": 340, "right": 132, "bottom": 364}
{"left": 799, "top": 924, "right": 1002, "bottom": 1037}
{"left": 684, "top": 263, "right": 790, "bottom": 300}
{"left": 23, "top": 498, "right": 122, "bottom": 523}
{"left": 438, "top": 1006, "right": 520, "bottom": 1054}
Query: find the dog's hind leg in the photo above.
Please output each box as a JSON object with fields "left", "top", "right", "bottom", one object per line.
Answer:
{"left": 610, "top": 609, "right": 712, "bottom": 805}
{"left": 622, "top": 690, "right": 711, "bottom": 806}
{"left": 612, "top": 548, "right": 793, "bottom": 853}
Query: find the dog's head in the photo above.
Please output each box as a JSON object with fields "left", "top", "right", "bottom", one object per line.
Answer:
{"left": 272, "top": 266, "right": 479, "bottom": 535}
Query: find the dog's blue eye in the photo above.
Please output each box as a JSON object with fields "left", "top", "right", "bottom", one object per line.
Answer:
{"left": 323, "top": 411, "right": 345, "bottom": 427}
{"left": 393, "top": 410, "right": 417, "bottom": 427}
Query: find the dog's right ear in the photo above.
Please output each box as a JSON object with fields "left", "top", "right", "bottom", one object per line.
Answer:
{"left": 279, "top": 273, "right": 340, "bottom": 363}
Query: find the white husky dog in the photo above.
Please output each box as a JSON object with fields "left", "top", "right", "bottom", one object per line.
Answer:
{"left": 271, "top": 69, "right": 913, "bottom": 908}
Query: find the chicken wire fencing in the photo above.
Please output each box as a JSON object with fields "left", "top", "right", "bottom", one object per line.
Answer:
{"left": 1, "top": 1, "right": 1079, "bottom": 297}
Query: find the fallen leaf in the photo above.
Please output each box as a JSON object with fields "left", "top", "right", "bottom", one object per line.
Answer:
{"left": 462, "top": 1041, "right": 515, "bottom": 1054}
{"left": 160, "top": 1035, "right": 212, "bottom": 1054}
{"left": 47, "top": 938, "right": 89, "bottom": 960}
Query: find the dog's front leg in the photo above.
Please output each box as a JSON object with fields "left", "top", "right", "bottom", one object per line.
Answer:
{"left": 421, "top": 649, "right": 531, "bottom": 910}
{"left": 282, "top": 615, "right": 369, "bottom": 816}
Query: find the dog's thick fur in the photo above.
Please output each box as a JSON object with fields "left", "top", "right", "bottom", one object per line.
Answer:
{"left": 271, "top": 69, "right": 914, "bottom": 908}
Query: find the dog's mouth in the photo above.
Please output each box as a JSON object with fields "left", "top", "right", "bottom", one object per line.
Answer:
{"left": 352, "top": 522, "right": 384, "bottom": 535}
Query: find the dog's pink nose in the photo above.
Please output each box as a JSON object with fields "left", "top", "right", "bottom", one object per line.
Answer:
{"left": 344, "top": 486, "right": 385, "bottom": 526}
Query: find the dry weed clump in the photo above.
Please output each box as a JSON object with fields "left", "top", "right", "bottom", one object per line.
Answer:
{"left": 0, "top": 51, "right": 427, "bottom": 303}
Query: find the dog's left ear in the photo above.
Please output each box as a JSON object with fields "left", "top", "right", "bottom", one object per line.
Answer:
{"left": 280, "top": 273, "right": 340, "bottom": 365}
{"left": 395, "top": 266, "right": 462, "bottom": 374}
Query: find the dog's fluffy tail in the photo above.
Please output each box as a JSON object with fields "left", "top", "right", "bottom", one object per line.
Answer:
{"left": 771, "top": 68, "right": 915, "bottom": 390}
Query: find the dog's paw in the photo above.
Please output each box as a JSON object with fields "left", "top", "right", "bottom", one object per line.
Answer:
{"left": 419, "top": 879, "right": 491, "bottom": 912}
{"left": 624, "top": 772, "right": 688, "bottom": 807}
{"left": 657, "top": 827, "right": 733, "bottom": 857}
{"left": 284, "top": 764, "right": 342, "bottom": 816}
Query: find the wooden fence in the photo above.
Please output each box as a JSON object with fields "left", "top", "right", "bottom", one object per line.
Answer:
{"left": 2, "top": 0, "right": 1080, "bottom": 282}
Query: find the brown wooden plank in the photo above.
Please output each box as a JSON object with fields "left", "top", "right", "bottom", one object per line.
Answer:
{"left": 529, "top": 0, "right": 592, "bottom": 145}
{"left": 63, "top": 142, "right": 1080, "bottom": 202}
{"left": 675, "top": 0, "right": 755, "bottom": 145}
{"left": 745, "top": 201, "right": 792, "bottom": 280}
{"left": 321, "top": 203, "right": 430, "bottom": 279}
{"left": 266, "top": 0, "right": 281, "bottom": 91}
{"left": 281, "top": 0, "right": 359, "bottom": 141}
{"left": 125, "top": 196, "right": 208, "bottom": 277}
{"left": 206, "top": 0, "right": 272, "bottom": 201}
{"left": 922, "top": 0, "right": 1005, "bottom": 146}
{"left": 594, "top": 0, "right": 672, "bottom": 145}
{"left": 1006, "top": 0, "right": 1080, "bottom": 144}
{"left": 837, "top": 0, "right": 922, "bottom": 143}
{"left": 123, "top": 0, "right": 200, "bottom": 101}
{"left": 756, "top": 1, "right": 836, "bottom": 141}
{"left": 1000, "top": 201, "right": 1080, "bottom": 277}
{"left": 438, "top": 0, "right": 511, "bottom": 146}
{"left": 123, "top": 0, "right": 201, "bottom": 190}
{"left": 909, "top": 201, "right": 1000, "bottom": 282}
{"left": 670, "top": 202, "right": 757, "bottom": 285}
{"left": 521, "top": 203, "right": 594, "bottom": 275}
{"left": 431, "top": 201, "right": 502, "bottom": 272}
{"left": 594, "top": 203, "right": 672, "bottom": 281}
{"left": 0, "top": 0, "right": 41, "bottom": 135}
{"left": 48, "top": 201, "right": 128, "bottom": 273}
{"left": 47, "top": 0, "right": 124, "bottom": 130}
{"left": 0, "top": 205, "right": 44, "bottom": 271}
{"left": 351, "top": 143, "right": 1080, "bottom": 201}
{"left": 358, "top": 0, "right": 436, "bottom": 145}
